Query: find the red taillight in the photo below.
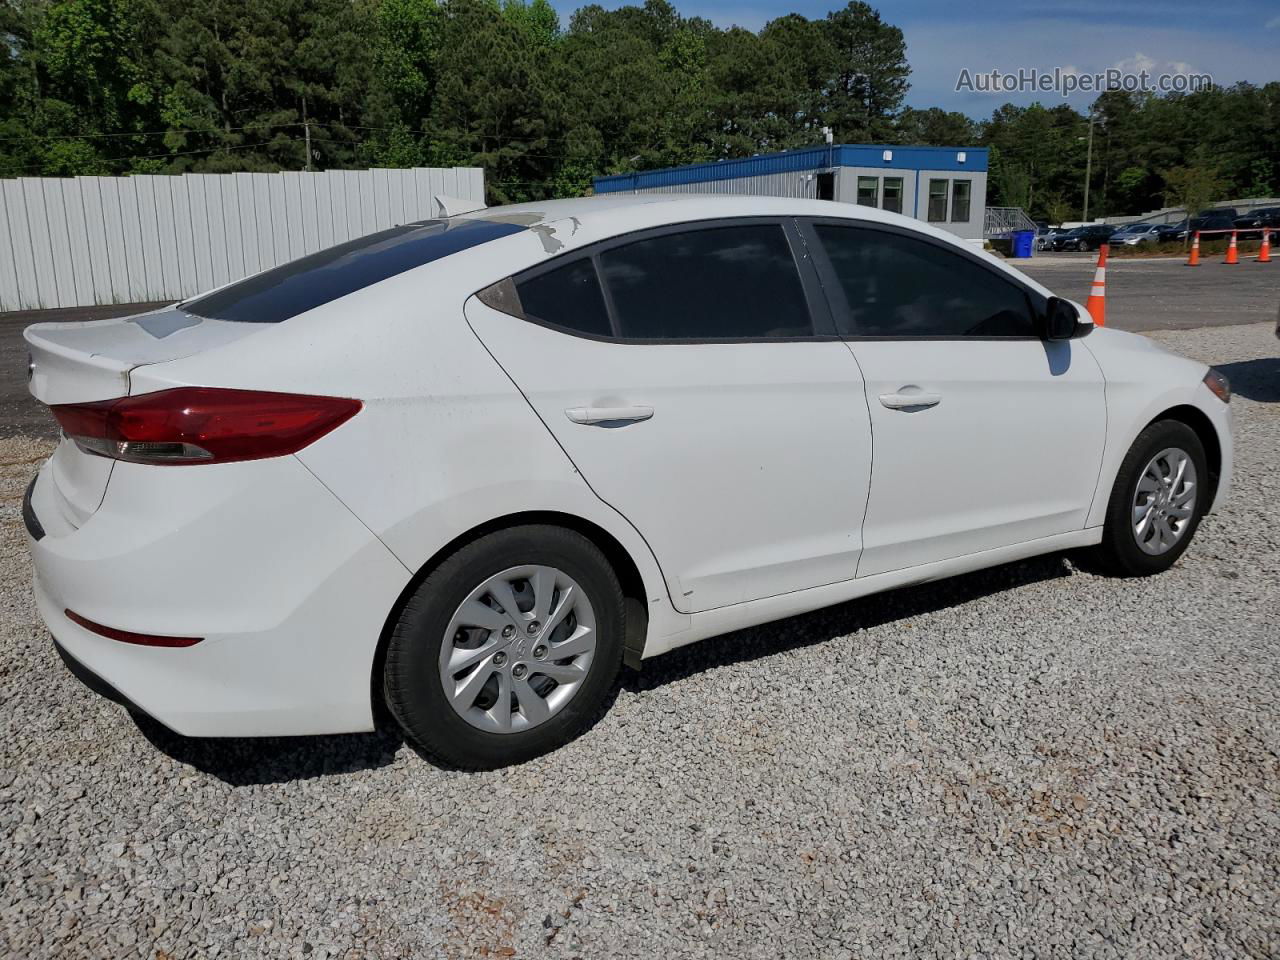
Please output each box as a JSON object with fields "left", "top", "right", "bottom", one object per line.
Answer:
{"left": 65, "top": 609, "right": 202, "bottom": 648}
{"left": 50, "top": 388, "right": 361, "bottom": 465}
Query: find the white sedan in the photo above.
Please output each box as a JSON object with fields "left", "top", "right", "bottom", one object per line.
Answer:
{"left": 23, "top": 195, "right": 1233, "bottom": 769}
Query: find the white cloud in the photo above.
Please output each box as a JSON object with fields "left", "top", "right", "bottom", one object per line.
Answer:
{"left": 1113, "top": 52, "right": 1157, "bottom": 73}
{"left": 903, "top": 20, "right": 1263, "bottom": 115}
{"left": 1266, "top": 15, "right": 1280, "bottom": 29}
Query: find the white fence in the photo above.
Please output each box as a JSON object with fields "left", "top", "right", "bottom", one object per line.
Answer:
{"left": 0, "top": 166, "right": 485, "bottom": 311}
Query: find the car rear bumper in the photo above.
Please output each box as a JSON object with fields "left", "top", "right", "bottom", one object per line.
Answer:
{"left": 27, "top": 454, "right": 411, "bottom": 738}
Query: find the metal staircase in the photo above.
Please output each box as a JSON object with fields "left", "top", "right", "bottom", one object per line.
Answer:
{"left": 984, "top": 207, "right": 1037, "bottom": 239}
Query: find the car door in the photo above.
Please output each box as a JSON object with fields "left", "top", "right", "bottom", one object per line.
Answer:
{"left": 465, "top": 219, "right": 874, "bottom": 613}
{"left": 801, "top": 219, "right": 1107, "bottom": 578}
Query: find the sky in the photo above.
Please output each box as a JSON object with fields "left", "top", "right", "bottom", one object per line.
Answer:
{"left": 548, "top": 0, "right": 1280, "bottom": 119}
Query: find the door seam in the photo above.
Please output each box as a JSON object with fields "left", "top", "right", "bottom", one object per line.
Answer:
{"left": 838, "top": 339, "right": 877, "bottom": 578}
{"left": 462, "top": 303, "right": 684, "bottom": 614}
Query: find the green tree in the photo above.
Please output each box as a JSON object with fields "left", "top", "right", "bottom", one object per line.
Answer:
{"left": 429, "top": 0, "right": 559, "bottom": 203}
{"left": 1162, "top": 158, "right": 1225, "bottom": 222}
{"left": 816, "top": 1, "right": 908, "bottom": 141}
{"left": 897, "top": 106, "right": 975, "bottom": 146}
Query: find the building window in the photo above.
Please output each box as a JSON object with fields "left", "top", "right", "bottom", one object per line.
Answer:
{"left": 882, "top": 177, "right": 903, "bottom": 214}
{"left": 951, "top": 180, "right": 972, "bottom": 222}
{"left": 857, "top": 177, "right": 879, "bottom": 207}
{"left": 927, "top": 180, "right": 948, "bottom": 222}
{"left": 816, "top": 172, "right": 835, "bottom": 201}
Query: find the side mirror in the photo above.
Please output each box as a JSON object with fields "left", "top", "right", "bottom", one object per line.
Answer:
{"left": 1042, "top": 296, "right": 1087, "bottom": 340}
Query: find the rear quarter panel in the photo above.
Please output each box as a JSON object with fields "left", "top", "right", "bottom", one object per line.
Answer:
{"left": 126, "top": 239, "right": 690, "bottom": 648}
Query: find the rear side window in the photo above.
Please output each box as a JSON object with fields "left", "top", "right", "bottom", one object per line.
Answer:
{"left": 184, "top": 218, "right": 525, "bottom": 323}
{"left": 597, "top": 225, "right": 813, "bottom": 339}
{"left": 515, "top": 258, "right": 612, "bottom": 337}
{"left": 814, "top": 224, "right": 1036, "bottom": 338}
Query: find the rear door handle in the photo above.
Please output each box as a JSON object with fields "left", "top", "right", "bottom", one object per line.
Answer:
{"left": 879, "top": 391, "right": 941, "bottom": 410}
{"left": 564, "top": 405, "right": 654, "bottom": 425}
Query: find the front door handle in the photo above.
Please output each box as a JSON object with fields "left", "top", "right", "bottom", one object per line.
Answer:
{"left": 564, "top": 405, "right": 654, "bottom": 425}
{"left": 879, "top": 391, "right": 941, "bottom": 410}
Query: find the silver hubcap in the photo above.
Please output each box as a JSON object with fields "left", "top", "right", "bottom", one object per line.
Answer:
{"left": 438, "top": 565, "right": 596, "bottom": 734}
{"left": 1133, "top": 447, "right": 1197, "bottom": 556}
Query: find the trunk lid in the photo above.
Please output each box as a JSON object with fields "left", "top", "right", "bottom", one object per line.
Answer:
{"left": 25, "top": 305, "right": 266, "bottom": 529}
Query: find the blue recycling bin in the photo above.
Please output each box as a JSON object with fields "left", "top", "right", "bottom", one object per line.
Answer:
{"left": 1011, "top": 230, "right": 1035, "bottom": 258}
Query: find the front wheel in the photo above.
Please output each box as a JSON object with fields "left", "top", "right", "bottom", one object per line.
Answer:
{"left": 383, "top": 525, "right": 624, "bottom": 769}
{"left": 1093, "top": 420, "right": 1208, "bottom": 576}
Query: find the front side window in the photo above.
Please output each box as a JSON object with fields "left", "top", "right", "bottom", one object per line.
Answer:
{"left": 814, "top": 224, "right": 1035, "bottom": 338}
{"left": 856, "top": 177, "right": 879, "bottom": 207}
{"left": 927, "top": 180, "right": 948, "bottom": 222}
{"left": 184, "top": 219, "right": 524, "bottom": 323}
{"left": 951, "top": 180, "right": 972, "bottom": 222}
{"left": 596, "top": 224, "right": 813, "bottom": 340}
{"left": 882, "top": 177, "right": 903, "bottom": 214}
{"left": 514, "top": 257, "right": 612, "bottom": 337}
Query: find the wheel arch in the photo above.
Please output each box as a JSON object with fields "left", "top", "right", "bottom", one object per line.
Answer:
{"left": 1147, "top": 404, "right": 1222, "bottom": 508}
{"left": 370, "top": 510, "right": 651, "bottom": 725}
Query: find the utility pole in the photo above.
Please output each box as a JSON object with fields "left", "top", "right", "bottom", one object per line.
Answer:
{"left": 1082, "top": 110, "right": 1095, "bottom": 222}
{"left": 302, "top": 95, "right": 312, "bottom": 173}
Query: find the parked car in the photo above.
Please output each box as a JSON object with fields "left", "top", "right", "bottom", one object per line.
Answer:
{"left": 1111, "top": 222, "right": 1163, "bottom": 246}
{"left": 1053, "top": 224, "right": 1116, "bottom": 251}
{"left": 1048, "top": 227, "right": 1082, "bottom": 251}
{"left": 1175, "top": 209, "right": 1238, "bottom": 242}
{"left": 1153, "top": 222, "right": 1185, "bottom": 243}
{"left": 22, "top": 195, "right": 1234, "bottom": 769}
{"left": 1036, "top": 225, "right": 1064, "bottom": 250}
{"left": 1233, "top": 206, "right": 1280, "bottom": 240}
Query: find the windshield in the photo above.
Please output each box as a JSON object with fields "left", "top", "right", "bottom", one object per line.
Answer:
{"left": 184, "top": 218, "right": 525, "bottom": 323}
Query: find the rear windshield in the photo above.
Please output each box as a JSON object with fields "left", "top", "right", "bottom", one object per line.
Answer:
{"left": 183, "top": 218, "right": 525, "bottom": 323}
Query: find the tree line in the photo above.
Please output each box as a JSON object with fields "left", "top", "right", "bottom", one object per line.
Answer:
{"left": 1, "top": 0, "right": 1276, "bottom": 220}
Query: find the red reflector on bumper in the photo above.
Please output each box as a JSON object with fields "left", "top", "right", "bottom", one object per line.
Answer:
{"left": 65, "top": 609, "right": 202, "bottom": 648}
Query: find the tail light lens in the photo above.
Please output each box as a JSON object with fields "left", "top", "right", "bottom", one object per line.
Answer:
{"left": 50, "top": 388, "right": 361, "bottom": 465}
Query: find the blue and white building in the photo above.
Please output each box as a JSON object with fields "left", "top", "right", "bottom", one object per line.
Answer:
{"left": 593, "top": 144, "right": 989, "bottom": 243}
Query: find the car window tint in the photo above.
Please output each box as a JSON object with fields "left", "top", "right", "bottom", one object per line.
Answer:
{"left": 184, "top": 218, "right": 525, "bottom": 323}
{"left": 815, "top": 224, "right": 1035, "bottom": 338}
{"left": 516, "top": 258, "right": 612, "bottom": 337}
{"left": 597, "top": 225, "right": 813, "bottom": 339}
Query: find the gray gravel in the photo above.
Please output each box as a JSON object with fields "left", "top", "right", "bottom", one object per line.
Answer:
{"left": 2, "top": 323, "right": 1278, "bottom": 959}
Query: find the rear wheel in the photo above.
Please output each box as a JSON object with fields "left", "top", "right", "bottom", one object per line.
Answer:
{"left": 1094, "top": 420, "right": 1208, "bottom": 576}
{"left": 384, "top": 525, "right": 623, "bottom": 769}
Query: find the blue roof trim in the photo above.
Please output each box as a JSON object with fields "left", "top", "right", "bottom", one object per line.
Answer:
{"left": 594, "top": 144, "right": 987, "bottom": 192}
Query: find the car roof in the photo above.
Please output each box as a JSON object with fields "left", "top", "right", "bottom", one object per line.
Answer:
{"left": 466, "top": 193, "right": 927, "bottom": 232}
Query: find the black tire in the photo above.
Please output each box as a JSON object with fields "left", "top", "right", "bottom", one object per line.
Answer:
{"left": 1094, "top": 419, "right": 1208, "bottom": 577}
{"left": 383, "top": 524, "right": 623, "bottom": 769}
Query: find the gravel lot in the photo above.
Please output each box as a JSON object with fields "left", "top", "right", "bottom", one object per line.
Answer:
{"left": 2, "top": 322, "right": 1278, "bottom": 958}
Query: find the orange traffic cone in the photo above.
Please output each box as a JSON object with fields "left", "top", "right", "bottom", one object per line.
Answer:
{"left": 1224, "top": 230, "right": 1239, "bottom": 264}
{"left": 1086, "top": 244, "right": 1107, "bottom": 327}
{"left": 1259, "top": 229, "right": 1272, "bottom": 264}
{"left": 1186, "top": 231, "right": 1200, "bottom": 266}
